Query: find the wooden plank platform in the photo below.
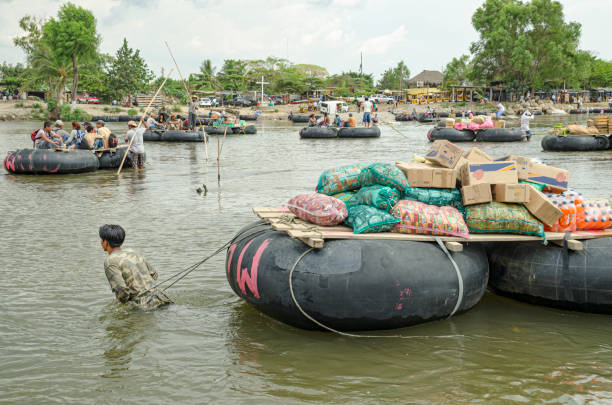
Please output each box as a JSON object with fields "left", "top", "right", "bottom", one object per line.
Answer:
{"left": 253, "top": 207, "right": 612, "bottom": 249}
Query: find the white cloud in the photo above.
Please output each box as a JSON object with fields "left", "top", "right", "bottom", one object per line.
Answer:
{"left": 359, "top": 25, "right": 407, "bottom": 56}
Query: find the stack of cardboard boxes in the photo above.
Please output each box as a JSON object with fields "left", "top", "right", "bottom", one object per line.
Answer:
{"left": 396, "top": 140, "right": 568, "bottom": 228}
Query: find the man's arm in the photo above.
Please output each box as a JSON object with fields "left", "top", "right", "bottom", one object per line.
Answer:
{"left": 144, "top": 258, "right": 158, "bottom": 280}
{"left": 104, "top": 261, "right": 131, "bottom": 303}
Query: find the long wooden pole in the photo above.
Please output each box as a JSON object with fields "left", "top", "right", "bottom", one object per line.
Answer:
{"left": 116, "top": 69, "right": 174, "bottom": 175}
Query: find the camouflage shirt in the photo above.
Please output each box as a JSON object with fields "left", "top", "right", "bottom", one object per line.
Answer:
{"left": 104, "top": 248, "right": 172, "bottom": 310}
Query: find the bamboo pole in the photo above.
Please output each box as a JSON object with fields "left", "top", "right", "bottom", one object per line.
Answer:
{"left": 217, "top": 125, "right": 228, "bottom": 182}
{"left": 117, "top": 69, "right": 173, "bottom": 175}
{"left": 164, "top": 41, "right": 208, "bottom": 162}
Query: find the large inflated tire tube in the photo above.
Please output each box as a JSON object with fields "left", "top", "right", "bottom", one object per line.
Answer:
{"left": 4, "top": 148, "right": 99, "bottom": 174}
{"left": 337, "top": 126, "right": 381, "bottom": 138}
{"left": 488, "top": 239, "right": 612, "bottom": 313}
{"left": 569, "top": 109, "right": 587, "bottom": 114}
{"left": 290, "top": 115, "right": 319, "bottom": 123}
{"left": 427, "top": 128, "right": 475, "bottom": 142}
{"left": 395, "top": 114, "right": 413, "bottom": 121}
{"left": 230, "top": 125, "right": 257, "bottom": 134}
{"left": 299, "top": 127, "right": 338, "bottom": 138}
{"left": 475, "top": 128, "right": 526, "bottom": 142}
{"left": 239, "top": 114, "right": 258, "bottom": 121}
{"left": 96, "top": 147, "right": 146, "bottom": 169}
{"left": 541, "top": 134, "right": 609, "bottom": 151}
{"left": 143, "top": 130, "right": 206, "bottom": 142}
{"left": 226, "top": 221, "right": 489, "bottom": 331}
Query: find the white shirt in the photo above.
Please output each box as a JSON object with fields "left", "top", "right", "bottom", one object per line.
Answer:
{"left": 496, "top": 103, "right": 505, "bottom": 113}
{"left": 146, "top": 117, "right": 157, "bottom": 128}
{"left": 126, "top": 128, "right": 145, "bottom": 154}
{"left": 362, "top": 101, "right": 373, "bottom": 113}
{"left": 520, "top": 112, "right": 534, "bottom": 131}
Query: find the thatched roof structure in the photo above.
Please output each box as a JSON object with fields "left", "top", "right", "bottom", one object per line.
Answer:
{"left": 407, "top": 70, "right": 443, "bottom": 86}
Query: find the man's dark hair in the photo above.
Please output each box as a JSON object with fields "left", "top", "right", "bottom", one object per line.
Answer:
{"left": 99, "top": 224, "right": 125, "bottom": 248}
{"left": 365, "top": 97, "right": 368, "bottom": 101}
{"left": 86, "top": 125, "right": 94, "bottom": 133}
{"left": 43, "top": 121, "right": 51, "bottom": 129}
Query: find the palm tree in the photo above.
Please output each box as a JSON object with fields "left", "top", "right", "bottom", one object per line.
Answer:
{"left": 28, "top": 43, "right": 71, "bottom": 116}
{"left": 193, "top": 59, "right": 220, "bottom": 90}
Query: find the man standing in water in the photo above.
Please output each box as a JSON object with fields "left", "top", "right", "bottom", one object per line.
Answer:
{"left": 361, "top": 97, "right": 372, "bottom": 128}
{"left": 188, "top": 95, "right": 198, "bottom": 130}
{"left": 100, "top": 224, "right": 172, "bottom": 310}
{"left": 125, "top": 120, "right": 145, "bottom": 169}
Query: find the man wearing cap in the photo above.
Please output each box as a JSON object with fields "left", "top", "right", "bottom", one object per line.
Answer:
{"left": 96, "top": 120, "right": 111, "bottom": 148}
{"left": 521, "top": 110, "right": 534, "bottom": 140}
{"left": 125, "top": 120, "right": 145, "bottom": 169}
{"left": 53, "top": 120, "right": 71, "bottom": 144}
{"left": 188, "top": 95, "right": 198, "bottom": 130}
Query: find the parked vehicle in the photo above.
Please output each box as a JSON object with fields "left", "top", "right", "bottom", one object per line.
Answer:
{"left": 199, "top": 98, "right": 212, "bottom": 107}
{"left": 77, "top": 95, "right": 100, "bottom": 104}
{"left": 320, "top": 101, "right": 349, "bottom": 114}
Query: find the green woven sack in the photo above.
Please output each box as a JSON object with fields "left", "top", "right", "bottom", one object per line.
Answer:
{"left": 345, "top": 205, "right": 399, "bottom": 234}
{"left": 403, "top": 187, "right": 464, "bottom": 213}
{"left": 316, "top": 163, "right": 369, "bottom": 195}
{"left": 348, "top": 185, "right": 400, "bottom": 212}
{"left": 331, "top": 191, "right": 356, "bottom": 203}
{"left": 358, "top": 163, "right": 411, "bottom": 194}
{"left": 465, "top": 201, "right": 545, "bottom": 238}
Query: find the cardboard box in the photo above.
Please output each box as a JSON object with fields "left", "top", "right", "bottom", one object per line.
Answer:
{"left": 395, "top": 162, "right": 456, "bottom": 188}
{"left": 460, "top": 161, "right": 518, "bottom": 186}
{"left": 494, "top": 120, "right": 506, "bottom": 129}
{"left": 492, "top": 184, "right": 530, "bottom": 203}
{"left": 495, "top": 155, "right": 531, "bottom": 180}
{"left": 455, "top": 157, "right": 469, "bottom": 183}
{"left": 524, "top": 185, "right": 563, "bottom": 226}
{"left": 465, "top": 147, "right": 493, "bottom": 163}
{"left": 525, "top": 162, "right": 569, "bottom": 192}
{"left": 462, "top": 183, "right": 492, "bottom": 205}
{"left": 425, "top": 140, "right": 464, "bottom": 169}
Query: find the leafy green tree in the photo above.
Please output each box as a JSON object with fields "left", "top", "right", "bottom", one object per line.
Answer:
{"left": 588, "top": 58, "right": 612, "bottom": 87}
{"left": 43, "top": 2, "right": 100, "bottom": 103}
{"left": 377, "top": 61, "right": 410, "bottom": 90}
{"left": 106, "top": 38, "right": 153, "bottom": 102}
{"left": 190, "top": 59, "right": 220, "bottom": 90}
{"left": 470, "top": 0, "right": 581, "bottom": 91}
{"left": 443, "top": 55, "right": 472, "bottom": 86}
{"left": 218, "top": 59, "right": 247, "bottom": 91}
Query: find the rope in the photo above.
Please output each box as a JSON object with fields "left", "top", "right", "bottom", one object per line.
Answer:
{"left": 434, "top": 237, "right": 464, "bottom": 318}
{"left": 288, "top": 247, "right": 463, "bottom": 340}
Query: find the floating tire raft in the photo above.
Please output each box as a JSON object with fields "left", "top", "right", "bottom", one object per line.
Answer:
{"left": 488, "top": 237, "right": 612, "bottom": 313}
{"left": 143, "top": 130, "right": 207, "bottom": 142}
{"left": 337, "top": 126, "right": 381, "bottom": 138}
{"left": 428, "top": 128, "right": 475, "bottom": 142}
{"left": 299, "top": 127, "right": 337, "bottom": 138}
{"left": 227, "top": 219, "right": 489, "bottom": 331}
{"left": 541, "top": 134, "right": 610, "bottom": 151}
{"left": 4, "top": 149, "right": 99, "bottom": 174}
{"left": 204, "top": 125, "right": 257, "bottom": 135}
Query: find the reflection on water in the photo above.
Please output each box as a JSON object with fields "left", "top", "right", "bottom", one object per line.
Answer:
{"left": 1, "top": 118, "right": 612, "bottom": 403}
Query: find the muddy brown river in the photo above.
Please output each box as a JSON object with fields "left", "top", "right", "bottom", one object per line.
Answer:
{"left": 1, "top": 115, "right": 611, "bottom": 403}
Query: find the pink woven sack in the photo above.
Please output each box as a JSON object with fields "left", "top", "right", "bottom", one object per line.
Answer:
{"left": 391, "top": 200, "right": 469, "bottom": 238}
{"left": 286, "top": 193, "right": 348, "bottom": 226}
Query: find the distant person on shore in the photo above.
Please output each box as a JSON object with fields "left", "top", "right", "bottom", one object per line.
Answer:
{"left": 53, "top": 120, "right": 70, "bottom": 144}
{"left": 551, "top": 94, "right": 556, "bottom": 104}
{"left": 125, "top": 120, "right": 145, "bottom": 169}
{"left": 608, "top": 97, "right": 612, "bottom": 109}
{"left": 188, "top": 95, "right": 198, "bottom": 130}
{"left": 495, "top": 102, "right": 505, "bottom": 118}
{"left": 521, "top": 110, "right": 534, "bottom": 140}
{"left": 34, "top": 121, "right": 62, "bottom": 149}
{"left": 99, "top": 224, "right": 172, "bottom": 311}
{"left": 578, "top": 97, "right": 583, "bottom": 110}
{"left": 308, "top": 114, "right": 317, "bottom": 127}
{"left": 361, "top": 97, "right": 372, "bottom": 128}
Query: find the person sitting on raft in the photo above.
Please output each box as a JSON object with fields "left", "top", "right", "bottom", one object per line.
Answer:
{"left": 347, "top": 113, "right": 356, "bottom": 128}
{"left": 81, "top": 125, "right": 104, "bottom": 150}
{"left": 64, "top": 121, "right": 86, "bottom": 149}
{"left": 308, "top": 114, "right": 317, "bottom": 127}
{"left": 334, "top": 114, "right": 342, "bottom": 127}
{"left": 146, "top": 113, "right": 164, "bottom": 130}
{"left": 372, "top": 113, "right": 379, "bottom": 125}
{"left": 318, "top": 113, "right": 331, "bottom": 127}
{"left": 99, "top": 224, "right": 172, "bottom": 311}
{"left": 34, "top": 121, "right": 63, "bottom": 149}
{"left": 53, "top": 120, "right": 70, "bottom": 144}
{"left": 167, "top": 114, "right": 182, "bottom": 130}
{"left": 96, "top": 120, "right": 111, "bottom": 148}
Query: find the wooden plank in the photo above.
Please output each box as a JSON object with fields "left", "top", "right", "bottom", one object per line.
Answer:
{"left": 550, "top": 239, "right": 584, "bottom": 251}
{"left": 257, "top": 212, "right": 294, "bottom": 219}
{"left": 445, "top": 242, "right": 464, "bottom": 252}
{"left": 253, "top": 207, "right": 287, "bottom": 214}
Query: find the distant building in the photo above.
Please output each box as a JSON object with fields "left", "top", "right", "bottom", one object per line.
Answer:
{"left": 408, "top": 70, "right": 443, "bottom": 88}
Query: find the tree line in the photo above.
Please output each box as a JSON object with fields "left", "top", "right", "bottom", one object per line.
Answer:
{"left": 442, "top": 0, "right": 612, "bottom": 93}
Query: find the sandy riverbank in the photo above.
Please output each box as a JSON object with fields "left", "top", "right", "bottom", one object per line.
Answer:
{"left": 0, "top": 98, "right": 610, "bottom": 123}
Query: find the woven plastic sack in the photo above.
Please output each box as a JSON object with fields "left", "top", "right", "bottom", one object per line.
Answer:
{"left": 359, "top": 163, "right": 411, "bottom": 194}
{"left": 331, "top": 191, "right": 356, "bottom": 203}
{"left": 345, "top": 205, "right": 399, "bottom": 234}
{"left": 316, "top": 163, "right": 368, "bottom": 195}
{"left": 286, "top": 193, "right": 347, "bottom": 226}
{"left": 403, "top": 187, "right": 464, "bottom": 214}
{"left": 348, "top": 185, "right": 400, "bottom": 212}
{"left": 465, "top": 201, "right": 544, "bottom": 238}
{"left": 391, "top": 200, "right": 469, "bottom": 238}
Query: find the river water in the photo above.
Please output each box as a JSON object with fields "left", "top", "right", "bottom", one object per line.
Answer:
{"left": 1, "top": 115, "right": 611, "bottom": 404}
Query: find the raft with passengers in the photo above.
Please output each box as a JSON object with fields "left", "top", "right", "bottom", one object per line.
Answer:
{"left": 298, "top": 112, "right": 381, "bottom": 139}
{"left": 227, "top": 143, "right": 612, "bottom": 331}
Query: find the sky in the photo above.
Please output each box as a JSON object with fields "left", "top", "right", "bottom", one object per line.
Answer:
{"left": 0, "top": 0, "right": 610, "bottom": 82}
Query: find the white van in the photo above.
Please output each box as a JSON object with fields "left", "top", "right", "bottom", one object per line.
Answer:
{"left": 320, "top": 101, "right": 349, "bottom": 113}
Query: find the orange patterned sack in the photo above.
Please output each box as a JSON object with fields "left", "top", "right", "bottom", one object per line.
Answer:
{"left": 286, "top": 193, "right": 348, "bottom": 226}
{"left": 391, "top": 200, "right": 469, "bottom": 238}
